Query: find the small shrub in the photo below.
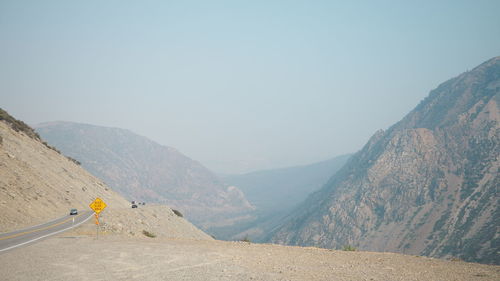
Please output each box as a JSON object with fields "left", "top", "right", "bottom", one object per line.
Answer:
{"left": 67, "top": 156, "right": 81, "bottom": 165}
{"left": 0, "top": 109, "right": 65, "bottom": 154}
{"left": 342, "top": 245, "right": 357, "bottom": 251}
{"left": 172, "top": 209, "right": 183, "bottom": 217}
{"left": 0, "top": 108, "right": 40, "bottom": 140}
{"left": 42, "top": 141, "right": 61, "bottom": 154}
{"left": 241, "top": 236, "right": 251, "bottom": 243}
{"left": 142, "top": 230, "right": 156, "bottom": 238}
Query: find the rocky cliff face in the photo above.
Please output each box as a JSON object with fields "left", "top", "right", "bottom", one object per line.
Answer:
{"left": 270, "top": 57, "right": 499, "bottom": 264}
{"left": 35, "top": 122, "right": 253, "bottom": 229}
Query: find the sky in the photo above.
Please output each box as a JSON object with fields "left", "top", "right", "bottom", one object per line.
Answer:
{"left": 1, "top": 1, "right": 499, "bottom": 174}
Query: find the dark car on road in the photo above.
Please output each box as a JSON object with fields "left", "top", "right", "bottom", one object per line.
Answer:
{"left": 70, "top": 208, "right": 78, "bottom": 215}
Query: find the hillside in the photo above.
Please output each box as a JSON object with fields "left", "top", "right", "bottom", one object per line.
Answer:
{"left": 0, "top": 111, "right": 126, "bottom": 231}
{"left": 270, "top": 57, "right": 500, "bottom": 264}
{"left": 0, "top": 109, "right": 211, "bottom": 240}
{"left": 35, "top": 122, "right": 254, "bottom": 230}
{"left": 209, "top": 154, "right": 351, "bottom": 241}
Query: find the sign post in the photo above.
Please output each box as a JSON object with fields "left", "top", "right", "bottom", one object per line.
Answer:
{"left": 94, "top": 213, "right": 99, "bottom": 239}
{"left": 89, "top": 198, "right": 107, "bottom": 239}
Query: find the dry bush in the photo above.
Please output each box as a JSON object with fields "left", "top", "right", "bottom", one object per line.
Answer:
{"left": 142, "top": 230, "right": 156, "bottom": 238}
{"left": 172, "top": 209, "right": 183, "bottom": 217}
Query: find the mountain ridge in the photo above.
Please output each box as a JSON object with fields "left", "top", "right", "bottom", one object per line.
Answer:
{"left": 35, "top": 121, "right": 254, "bottom": 230}
{"left": 269, "top": 56, "right": 499, "bottom": 264}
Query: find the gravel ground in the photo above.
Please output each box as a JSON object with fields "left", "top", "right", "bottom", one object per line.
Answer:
{"left": 0, "top": 232, "right": 498, "bottom": 281}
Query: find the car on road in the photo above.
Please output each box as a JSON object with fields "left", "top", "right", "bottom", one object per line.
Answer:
{"left": 69, "top": 208, "right": 78, "bottom": 215}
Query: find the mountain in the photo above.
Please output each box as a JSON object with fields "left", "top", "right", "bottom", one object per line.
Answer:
{"left": 269, "top": 57, "right": 500, "bottom": 264}
{"left": 210, "top": 155, "right": 351, "bottom": 241}
{"left": 35, "top": 122, "right": 254, "bottom": 229}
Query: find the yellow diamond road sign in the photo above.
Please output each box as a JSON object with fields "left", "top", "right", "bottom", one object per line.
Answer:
{"left": 89, "top": 197, "right": 107, "bottom": 214}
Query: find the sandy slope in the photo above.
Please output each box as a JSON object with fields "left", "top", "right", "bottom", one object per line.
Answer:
{"left": 0, "top": 219, "right": 498, "bottom": 281}
{"left": 92, "top": 204, "right": 213, "bottom": 240}
{"left": 0, "top": 121, "right": 130, "bottom": 232}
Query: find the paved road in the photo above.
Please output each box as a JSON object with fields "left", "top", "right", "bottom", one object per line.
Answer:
{"left": 0, "top": 211, "right": 93, "bottom": 253}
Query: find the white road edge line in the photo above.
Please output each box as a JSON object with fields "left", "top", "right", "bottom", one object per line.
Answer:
{"left": 0, "top": 212, "right": 94, "bottom": 253}
{"left": 0, "top": 216, "right": 68, "bottom": 236}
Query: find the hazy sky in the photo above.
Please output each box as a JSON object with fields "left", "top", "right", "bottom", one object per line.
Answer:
{"left": 1, "top": 1, "right": 499, "bottom": 174}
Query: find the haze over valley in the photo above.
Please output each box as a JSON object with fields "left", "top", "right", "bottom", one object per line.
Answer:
{"left": 1, "top": 1, "right": 499, "bottom": 280}
{"left": 32, "top": 57, "right": 500, "bottom": 264}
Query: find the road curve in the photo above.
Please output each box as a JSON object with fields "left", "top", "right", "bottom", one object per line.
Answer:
{"left": 0, "top": 211, "right": 94, "bottom": 253}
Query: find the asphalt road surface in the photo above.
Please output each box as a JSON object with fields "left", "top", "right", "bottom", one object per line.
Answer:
{"left": 0, "top": 211, "right": 93, "bottom": 253}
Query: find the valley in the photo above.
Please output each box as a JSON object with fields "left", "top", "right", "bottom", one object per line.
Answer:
{"left": 2, "top": 1, "right": 500, "bottom": 279}
{"left": 0, "top": 56, "right": 499, "bottom": 281}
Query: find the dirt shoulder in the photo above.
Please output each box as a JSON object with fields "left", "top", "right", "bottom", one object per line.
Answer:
{"left": 0, "top": 226, "right": 498, "bottom": 281}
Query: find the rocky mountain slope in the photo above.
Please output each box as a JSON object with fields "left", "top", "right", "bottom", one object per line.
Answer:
{"left": 35, "top": 122, "right": 253, "bottom": 230}
{"left": 0, "top": 109, "right": 211, "bottom": 240}
{"left": 210, "top": 154, "right": 351, "bottom": 241}
{"left": 270, "top": 57, "right": 500, "bottom": 264}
